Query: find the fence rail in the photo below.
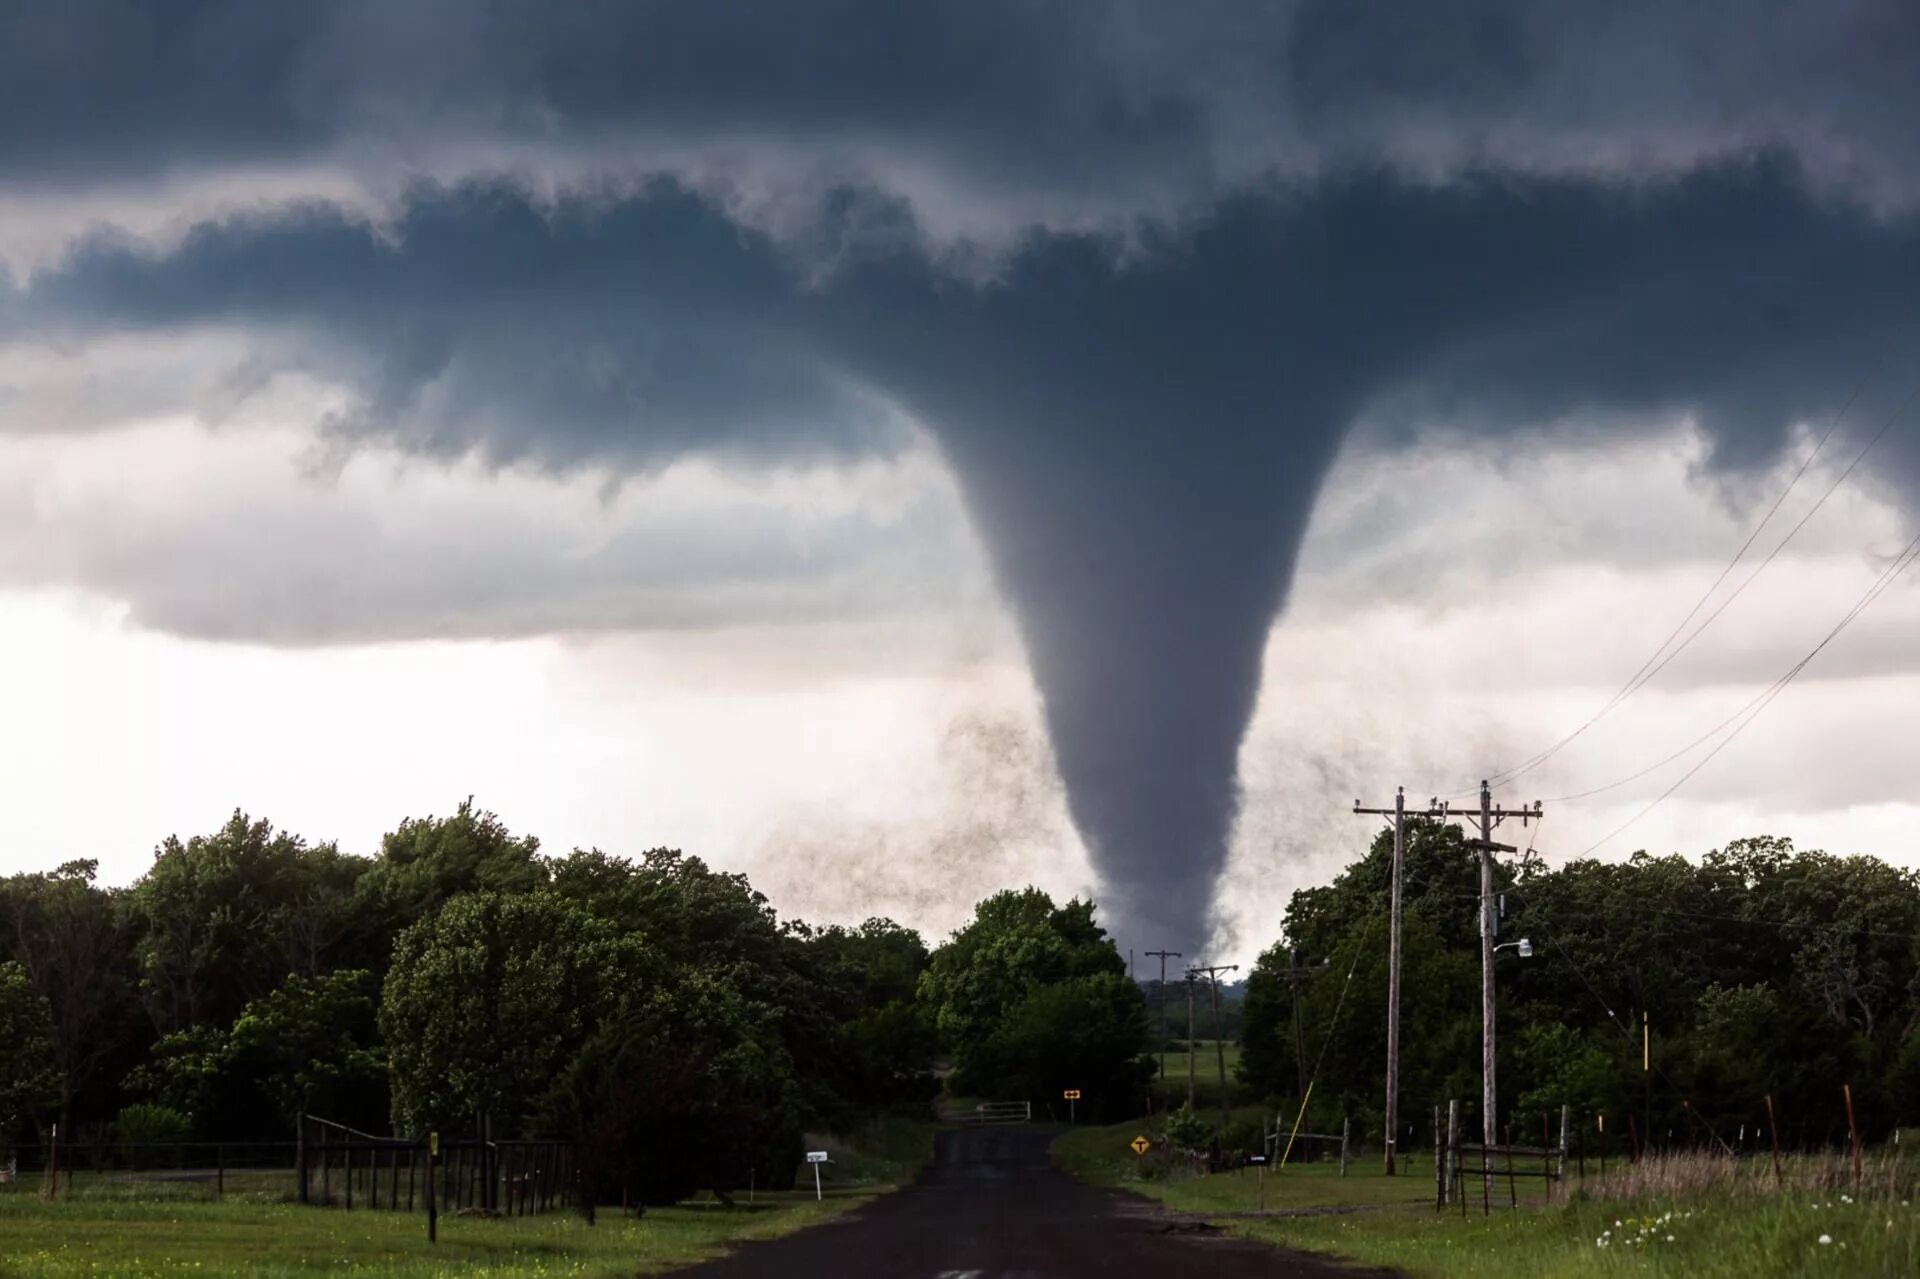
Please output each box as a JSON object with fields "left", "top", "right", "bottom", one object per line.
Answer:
{"left": 1436, "top": 1100, "right": 1569, "bottom": 1215}
{"left": 968, "top": 1102, "right": 1032, "bottom": 1126}
{"left": 298, "top": 1115, "right": 575, "bottom": 1217}
{"left": 1, "top": 1138, "right": 298, "bottom": 1200}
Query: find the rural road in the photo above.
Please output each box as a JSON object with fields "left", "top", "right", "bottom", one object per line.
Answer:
{"left": 670, "top": 1127, "right": 1398, "bottom": 1278}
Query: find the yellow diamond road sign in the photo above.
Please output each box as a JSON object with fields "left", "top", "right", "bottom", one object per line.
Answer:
{"left": 1130, "top": 1135, "right": 1151, "bottom": 1156}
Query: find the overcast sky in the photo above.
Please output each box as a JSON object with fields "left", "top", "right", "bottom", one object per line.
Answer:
{"left": 3, "top": 2, "right": 1918, "bottom": 960}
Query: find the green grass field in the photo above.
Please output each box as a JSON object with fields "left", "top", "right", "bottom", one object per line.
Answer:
{"left": 1053, "top": 1112, "right": 1427, "bottom": 1214}
{"left": 0, "top": 1123, "right": 933, "bottom": 1278}
{"left": 1146, "top": 1040, "right": 1251, "bottom": 1106}
{"left": 0, "top": 1193, "right": 874, "bottom": 1278}
{"left": 1056, "top": 1115, "right": 1920, "bottom": 1277}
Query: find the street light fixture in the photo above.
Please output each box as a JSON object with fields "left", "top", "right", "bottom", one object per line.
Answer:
{"left": 1494, "top": 938, "right": 1533, "bottom": 959}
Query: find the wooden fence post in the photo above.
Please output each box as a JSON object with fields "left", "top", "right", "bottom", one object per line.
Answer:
{"left": 426, "top": 1134, "right": 438, "bottom": 1244}
{"left": 297, "top": 1113, "right": 308, "bottom": 1205}
{"left": 1844, "top": 1084, "right": 1862, "bottom": 1183}
{"left": 1433, "top": 1105, "right": 1444, "bottom": 1210}
{"left": 1764, "top": 1094, "right": 1783, "bottom": 1186}
{"left": 1445, "top": 1100, "right": 1459, "bottom": 1209}
{"left": 1340, "top": 1117, "right": 1350, "bottom": 1176}
{"left": 1556, "top": 1105, "right": 1569, "bottom": 1202}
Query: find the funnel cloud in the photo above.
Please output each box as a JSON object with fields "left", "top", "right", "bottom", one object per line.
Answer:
{"left": 4, "top": 3, "right": 1920, "bottom": 952}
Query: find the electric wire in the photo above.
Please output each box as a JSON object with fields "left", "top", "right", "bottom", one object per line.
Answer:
{"left": 1435, "top": 378, "right": 1918, "bottom": 801}
{"left": 1471, "top": 388, "right": 1860, "bottom": 794}
{"left": 1558, "top": 524, "right": 1920, "bottom": 859}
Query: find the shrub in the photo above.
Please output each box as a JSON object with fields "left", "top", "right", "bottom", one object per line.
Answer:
{"left": 1164, "top": 1102, "right": 1209, "bottom": 1155}
{"left": 116, "top": 1104, "right": 192, "bottom": 1152}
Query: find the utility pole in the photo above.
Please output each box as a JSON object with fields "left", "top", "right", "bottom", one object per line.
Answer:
{"left": 1353, "top": 787, "right": 1449, "bottom": 1175}
{"left": 1191, "top": 963, "right": 1240, "bottom": 1130}
{"left": 1145, "top": 949, "right": 1182, "bottom": 1092}
{"left": 1271, "top": 950, "right": 1329, "bottom": 1103}
{"left": 1185, "top": 972, "right": 1197, "bottom": 1110}
{"left": 1465, "top": 780, "right": 1541, "bottom": 1157}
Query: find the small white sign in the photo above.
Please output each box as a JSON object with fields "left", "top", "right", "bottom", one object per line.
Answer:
{"left": 806, "top": 1151, "right": 829, "bottom": 1164}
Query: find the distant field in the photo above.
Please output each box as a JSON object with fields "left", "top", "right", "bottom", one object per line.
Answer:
{"left": 0, "top": 1123, "right": 932, "bottom": 1278}
{"left": 1056, "top": 1115, "right": 1920, "bottom": 1277}
{"left": 1146, "top": 1040, "right": 1252, "bottom": 1106}
{"left": 1053, "top": 1113, "right": 1427, "bottom": 1214}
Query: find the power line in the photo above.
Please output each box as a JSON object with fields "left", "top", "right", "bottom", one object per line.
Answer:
{"left": 1441, "top": 379, "right": 1914, "bottom": 800}
{"left": 1473, "top": 388, "right": 1860, "bottom": 794}
{"left": 1540, "top": 495, "right": 1920, "bottom": 808}
{"left": 1556, "top": 524, "right": 1920, "bottom": 858}
{"left": 1577, "top": 381, "right": 1918, "bottom": 713}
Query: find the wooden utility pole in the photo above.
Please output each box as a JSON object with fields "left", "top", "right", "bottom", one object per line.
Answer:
{"left": 1353, "top": 787, "right": 1448, "bottom": 1174}
{"left": 1185, "top": 973, "right": 1197, "bottom": 1110}
{"left": 1465, "top": 781, "right": 1542, "bottom": 1157}
{"left": 1270, "top": 950, "right": 1329, "bottom": 1103}
{"left": 1191, "top": 963, "right": 1240, "bottom": 1129}
{"left": 1145, "top": 949, "right": 1183, "bottom": 1091}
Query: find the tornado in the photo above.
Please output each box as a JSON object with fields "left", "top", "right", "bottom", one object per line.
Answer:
{"left": 819, "top": 208, "right": 1372, "bottom": 953}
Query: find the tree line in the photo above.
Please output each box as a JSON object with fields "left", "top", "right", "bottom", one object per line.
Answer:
{"left": 0, "top": 802, "right": 1152, "bottom": 1202}
{"left": 9, "top": 801, "right": 1907, "bottom": 1195}
{"left": 1242, "top": 824, "right": 1920, "bottom": 1154}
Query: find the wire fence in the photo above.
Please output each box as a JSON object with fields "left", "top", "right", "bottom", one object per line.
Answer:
{"left": 0, "top": 1116, "right": 577, "bottom": 1218}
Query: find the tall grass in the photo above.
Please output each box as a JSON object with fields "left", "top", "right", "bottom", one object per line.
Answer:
{"left": 1584, "top": 1147, "right": 1920, "bottom": 1202}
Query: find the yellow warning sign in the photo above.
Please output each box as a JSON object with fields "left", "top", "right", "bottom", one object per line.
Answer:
{"left": 1130, "top": 1135, "right": 1151, "bottom": 1156}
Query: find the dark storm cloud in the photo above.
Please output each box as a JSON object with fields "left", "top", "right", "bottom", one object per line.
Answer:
{"left": 0, "top": 0, "right": 1207, "bottom": 193}
{"left": 13, "top": 181, "right": 900, "bottom": 468}
{"left": 7, "top": 3, "right": 1920, "bottom": 204}
{"left": 6, "top": 1, "right": 1920, "bottom": 952}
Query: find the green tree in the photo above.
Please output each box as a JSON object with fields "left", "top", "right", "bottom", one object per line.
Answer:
{"left": 805, "top": 919, "right": 939, "bottom": 1108}
{"left": 550, "top": 847, "right": 892, "bottom": 1125}
{"left": 1242, "top": 819, "right": 1482, "bottom": 1141}
{"left": 122, "top": 1023, "right": 232, "bottom": 1131}
{"left": 918, "top": 889, "right": 1141, "bottom": 1104}
{"left": 122, "top": 812, "right": 363, "bottom": 1034}
{"left": 356, "top": 800, "right": 546, "bottom": 944}
{"left": 974, "top": 972, "right": 1152, "bottom": 1119}
{"left": 0, "top": 860, "right": 138, "bottom": 1128}
{"left": 0, "top": 961, "right": 58, "bottom": 1139}
{"left": 549, "top": 846, "right": 781, "bottom": 969}
{"left": 380, "top": 891, "right": 640, "bottom": 1135}
{"left": 545, "top": 971, "right": 804, "bottom": 1207}
{"left": 228, "top": 970, "right": 386, "bottom": 1126}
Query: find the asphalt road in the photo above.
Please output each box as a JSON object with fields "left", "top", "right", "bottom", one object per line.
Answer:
{"left": 670, "top": 1127, "right": 1398, "bottom": 1278}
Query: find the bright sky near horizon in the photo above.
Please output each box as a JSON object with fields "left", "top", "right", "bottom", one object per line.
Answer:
{"left": 6, "top": 409, "right": 1914, "bottom": 962}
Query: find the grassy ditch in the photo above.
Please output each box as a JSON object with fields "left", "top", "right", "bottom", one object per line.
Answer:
{"left": 1056, "top": 1116, "right": 1920, "bottom": 1277}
